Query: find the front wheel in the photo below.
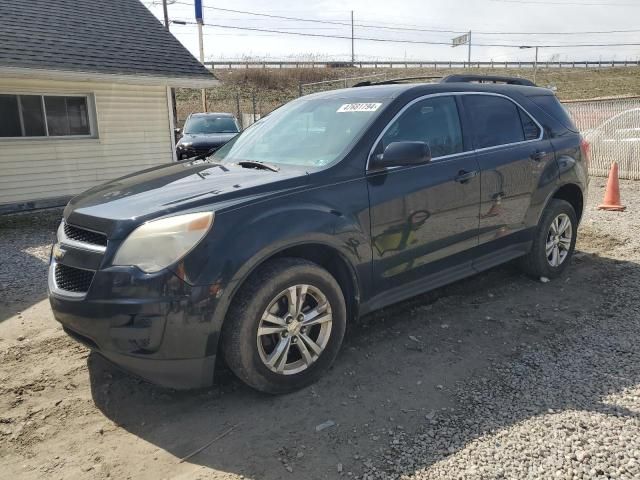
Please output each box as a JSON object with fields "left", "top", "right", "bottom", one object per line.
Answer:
{"left": 519, "top": 199, "right": 578, "bottom": 279}
{"left": 221, "top": 258, "right": 346, "bottom": 394}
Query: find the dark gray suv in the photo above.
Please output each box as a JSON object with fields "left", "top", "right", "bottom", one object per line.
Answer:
{"left": 49, "top": 75, "right": 588, "bottom": 394}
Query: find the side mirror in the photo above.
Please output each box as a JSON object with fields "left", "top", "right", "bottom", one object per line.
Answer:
{"left": 370, "top": 141, "right": 432, "bottom": 169}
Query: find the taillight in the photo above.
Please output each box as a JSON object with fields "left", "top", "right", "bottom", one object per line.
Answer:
{"left": 580, "top": 138, "right": 591, "bottom": 167}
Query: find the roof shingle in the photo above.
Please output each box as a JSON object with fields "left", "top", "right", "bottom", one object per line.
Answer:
{"left": 0, "top": 0, "right": 215, "bottom": 81}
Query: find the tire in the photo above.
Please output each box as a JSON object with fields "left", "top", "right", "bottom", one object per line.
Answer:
{"left": 221, "top": 258, "right": 347, "bottom": 394}
{"left": 519, "top": 199, "right": 578, "bottom": 279}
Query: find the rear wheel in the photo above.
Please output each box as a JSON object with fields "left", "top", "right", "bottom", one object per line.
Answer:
{"left": 222, "top": 258, "right": 346, "bottom": 394}
{"left": 520, "top": 199, "right": 578, "bottom": 279}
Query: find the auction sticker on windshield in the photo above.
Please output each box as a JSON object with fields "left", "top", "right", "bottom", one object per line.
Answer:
{"left": 337, "top": 103, "right": 382, "bottom": 113}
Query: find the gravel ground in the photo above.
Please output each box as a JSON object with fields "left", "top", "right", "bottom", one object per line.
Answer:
{"left": 362, "top": 177, "right": 640, "bottom": 480}
{"left": 0, "top": 210, "right": 60, "bottom": 309}
{"left": 1, "top": 178, "right": 639, "bottom": 480}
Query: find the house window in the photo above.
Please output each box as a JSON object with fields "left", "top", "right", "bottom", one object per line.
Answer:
{"left": 0, "top": 94, "right": 93, "bottom": 138}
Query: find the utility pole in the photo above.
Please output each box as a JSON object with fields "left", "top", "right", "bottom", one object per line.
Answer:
{"left": 520, "top": 45, "right": 540, "bottom": 84}
{"left": 467, "top": 30, "right": 472, "bottom": 67}
{"left": 162, "top": 0, "right": 169, "bottom": 29}
{"left": 198, "top": 21, "right": 206, "bottom": 111}
{"left": 195, "top": 0, "right": 206, "bottom": 111}
{"left": 534, "top": 46, "right": 539, "bottom": 84}
{"left": 351, "top": 11, "right": 355, "bottom": 65}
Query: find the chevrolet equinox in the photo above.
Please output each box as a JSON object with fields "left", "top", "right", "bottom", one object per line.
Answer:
{"left": 49, "top": 75, "right": 588, "bottom": 394}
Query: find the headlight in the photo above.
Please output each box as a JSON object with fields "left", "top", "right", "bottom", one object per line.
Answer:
{"left": 178, "top": 142, "right": 193, "bottom": 149}
{"left": 113, "top": 212, "right": 213, "bottom": 273}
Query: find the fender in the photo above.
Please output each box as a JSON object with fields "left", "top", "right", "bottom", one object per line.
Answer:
{"left": 536, "top": 181, "right": 586, "bottom": 227}
{"left": 185, "top": 198, "right": 371, "bottom": 355}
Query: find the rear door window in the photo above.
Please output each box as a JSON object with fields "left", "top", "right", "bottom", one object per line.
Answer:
{"left": 380, "top": 95, "right": 464, "bottom": 159}
{"left": 463, "top": 95, "right": 526, "bottom": 149}
{"left": 518, "top": 108, "right": 542, "bottom": 140}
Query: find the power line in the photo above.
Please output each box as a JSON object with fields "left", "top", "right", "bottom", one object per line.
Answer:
{"left": 168, "top": 2, "right": 640, "bottom": 35}
{"left": 172, "top": 20, "right": 640, "bottom": 48}
{"left": 490, "top": 0, "right": 639, "bottom": 5}
{"left": 171, "top": 2, "right": 465, "bottom": 33}
{"left": 171, "top": 2, "right": 355, "bottom": 27}
{"left": 476, "top": 28, "right": 640, "bottom": 35}
{"left": 173, "top": 20, "right": 457, "bottom": 44}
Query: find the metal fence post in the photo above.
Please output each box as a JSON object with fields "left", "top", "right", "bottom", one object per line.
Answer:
{"left": 236, "top": 92, "right": 242, "bottom": 130}
{"left": 252, "top": 91, "right": 257, "bottom": 122}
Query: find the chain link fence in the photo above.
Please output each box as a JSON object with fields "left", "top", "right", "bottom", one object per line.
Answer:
{"left": 298, "top": 73, "right": 388, "bottom": 96}
{"left": 177, "top": 88, "right": 297, "bottom": 130}
{"left": 564, "top": 97, "right": 640, "bottom": 180}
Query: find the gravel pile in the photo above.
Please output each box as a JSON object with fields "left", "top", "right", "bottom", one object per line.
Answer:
{"left": 361, "top": 179, "right": 640, "bottom": 480}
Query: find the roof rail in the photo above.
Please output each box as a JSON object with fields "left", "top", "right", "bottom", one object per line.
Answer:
{"left": 440, "top": 74, "right": 536, "bottom": 87}
{"left": 353, "top": 75, "right": 442, "bottom": 87}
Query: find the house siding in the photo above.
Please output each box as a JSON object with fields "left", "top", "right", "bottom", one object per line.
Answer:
{"left": 0, "top": 77, "right": 173, "bottom": 208}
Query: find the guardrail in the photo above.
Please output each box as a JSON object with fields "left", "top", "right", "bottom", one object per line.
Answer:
{"left": 206, "top": 60, "right": 640, "bottom": 70}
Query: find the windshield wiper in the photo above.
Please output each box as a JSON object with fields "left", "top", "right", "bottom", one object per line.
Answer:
{"left": 237, "top": 160, "right": 280, "bottom": 172}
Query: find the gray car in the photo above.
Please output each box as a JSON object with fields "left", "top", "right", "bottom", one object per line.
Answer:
{"left": 176, "top": 112, "right": 240, "bottom": 159}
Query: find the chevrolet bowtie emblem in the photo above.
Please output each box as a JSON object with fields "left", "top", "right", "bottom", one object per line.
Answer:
{"left": 53, "top": 243, "right": 66, "bottom": 261}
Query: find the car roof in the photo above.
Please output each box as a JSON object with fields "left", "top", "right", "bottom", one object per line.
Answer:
{"left": 304, "top": 82, "right": 553, "bottom": 101}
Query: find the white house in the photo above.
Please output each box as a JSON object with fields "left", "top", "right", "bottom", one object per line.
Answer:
{"left": 0, "top": 0, "right": 218, "bottom": 213}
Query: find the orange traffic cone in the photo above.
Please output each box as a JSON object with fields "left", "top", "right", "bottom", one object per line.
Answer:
{"left": 598, "top": 162, "right": 626, "bottom": 211}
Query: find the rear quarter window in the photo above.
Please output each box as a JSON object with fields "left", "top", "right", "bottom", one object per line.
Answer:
{"left": 528, "top": 94, "right": 578, "bottom": 132}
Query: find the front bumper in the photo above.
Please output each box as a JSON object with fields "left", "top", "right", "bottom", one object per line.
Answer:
{"left": 49, "top": 260, "right": 220, "bottom": 389}
{"left": 176, "top": 145, "right": 220, "bottom": 160}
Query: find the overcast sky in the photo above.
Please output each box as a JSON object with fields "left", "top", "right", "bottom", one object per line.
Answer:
{"left": 143, "top": 0, "right": 640, "bottom": 63}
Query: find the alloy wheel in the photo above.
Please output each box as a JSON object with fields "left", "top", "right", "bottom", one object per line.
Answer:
{"left": 257, "top": 284, "right": 333, "bottom": 375}
{"left": 546, "top": 213, "right": 573, "bottom": 267}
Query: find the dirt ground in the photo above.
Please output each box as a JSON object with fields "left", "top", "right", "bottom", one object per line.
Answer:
{"left": 1, "top": 178, "right": 639, "bottom": 479}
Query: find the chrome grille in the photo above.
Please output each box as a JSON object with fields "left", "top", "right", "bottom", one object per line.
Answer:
{"left": 54, "top": 264, "right": 95, "bottom": 293}
{"left": 63, "top": 223, "right": 107, "bottom": 247}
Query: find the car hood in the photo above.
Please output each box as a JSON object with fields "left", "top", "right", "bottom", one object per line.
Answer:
{"left": 64, "top": 159, "right": 307, "bottom": 239}
{"left": 178, "top": 133, "right": 238, "bottom": 147}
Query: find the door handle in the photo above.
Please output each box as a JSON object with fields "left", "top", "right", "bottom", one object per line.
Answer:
{"left": 454, "top": 170, "right": 478, "bottom": 183}
{"left": 530, "top": 150, "right": 547, "bottom": 161}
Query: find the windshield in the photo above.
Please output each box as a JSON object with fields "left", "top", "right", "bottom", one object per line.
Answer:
{"left": 211, "top": 97, "right": 386, "bottom": 168}
{"left": 184, "top": 116, "right": 239, "bottom": 134}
